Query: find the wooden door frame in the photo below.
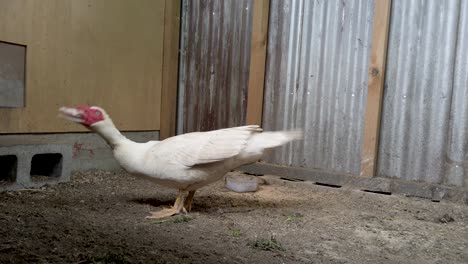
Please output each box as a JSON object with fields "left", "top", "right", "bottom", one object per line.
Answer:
{"left": 160, "top": 0, "right": 181, "bottom": 140}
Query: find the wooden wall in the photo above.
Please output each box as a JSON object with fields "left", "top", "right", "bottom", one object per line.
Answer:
{"left": 177, "top": 0, "right": 254, "bottom": 133}
{"left": 0, "top": 0, "right": 179, "bottom": 133}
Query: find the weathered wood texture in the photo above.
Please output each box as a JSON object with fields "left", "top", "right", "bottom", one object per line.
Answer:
{"left": 178, "top": 0, "right": 254, "bottom": 133}
{"left": 160, "top": 0, "right": 182, "bottom": 140}
{"left": 246, "top": 0, "right": 270, "bottom": 126}
{"left": 360, "top": 0, "right": 392, "bottom": 176}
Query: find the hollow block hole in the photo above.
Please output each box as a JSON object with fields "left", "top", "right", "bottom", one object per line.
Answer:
{"left": 30, "top": 153, "right": 63, "bottom": 181}
{"left": 0, "top": 155, "right": 18, "bottom": 184}
{"left": 362, "top": 189, "right": 392, "bottom": 196}
{"left": 281, "top": 177, "right": 304, "bottom": 182}
{"left": 314, "top": 182, "right": 342, "bottom": 188}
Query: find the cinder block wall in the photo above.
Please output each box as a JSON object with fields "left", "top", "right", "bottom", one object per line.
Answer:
{"left": 0, "top": 131, "right": 159, "bottom": 171}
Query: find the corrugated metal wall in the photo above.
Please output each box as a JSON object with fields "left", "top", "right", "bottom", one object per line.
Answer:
{"left": 177, "top": 0, "right": 253, "bottom": 133}
{"left": 176, "top": 0, "right": 468, "bottom": 190}
{"left": 378, "top": 0, "right": 468, "bottom": 188}
{"left": 449, "top": 0, "right": 468, "bottom": 188}
{"left": 262, "top": 0, "right": 375, "bottom": 175}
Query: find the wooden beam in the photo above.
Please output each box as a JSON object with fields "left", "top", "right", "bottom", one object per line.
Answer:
{"left": 246, "top": 0, "right": 270, "bottom": 126}
{"left": 160, "top": 0, "right": 181, "bottom": 140}
{"left": 360, "top": 0, "right": 392, "bottom": 176}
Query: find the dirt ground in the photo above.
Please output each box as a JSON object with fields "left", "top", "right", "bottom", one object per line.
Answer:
{"left": 0, "top": 170, "right": 467, "bottom": 264}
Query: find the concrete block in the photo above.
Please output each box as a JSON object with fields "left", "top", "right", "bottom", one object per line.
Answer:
{"left": 431, "top": 186, "right": 448, "bottom": 202}
{"left": 0, "top": 131, "right": 159, "bottom": 172}
{"left": 0, "top": 144, "right": 72, "bottom": 191}
{"left": 350, "top": 177, "right": 392, "bottom": 194}
{"left": 431, "top": 186, "right": 467, "bottom": 204}
{"left": 240, "top": 163, "right": 352, "bottom": 186}
{"left": 390, "top": 181, "right": 433, "bottom": 199}
{"left": 241, "top": 162, "right": 468, "bottom": 205}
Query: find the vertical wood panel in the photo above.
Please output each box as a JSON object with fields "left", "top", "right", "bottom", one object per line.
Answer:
{"left": 178, "top": 0, "right": 254, "bottom": 133}
{"left": 360, "top": 0, "right": 392, "bottom": 176}
{"left": 246, "top": 0, "right": 269, "bottom": 126}
{"left": 160, "top": 0, "right": 181, "bottom": 140}
{"left": 0, "top": 0, "right": 165, "bottom": 133}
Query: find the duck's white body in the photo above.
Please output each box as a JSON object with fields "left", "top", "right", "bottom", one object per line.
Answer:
{"left": 59, "top": 106, "right": 302, "bottom": 218}
{"left": 113, "top": 126, "right": 300, "bottom": 191}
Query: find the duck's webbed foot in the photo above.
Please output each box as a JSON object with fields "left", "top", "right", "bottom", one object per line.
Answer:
{"left": 145, "top": 190, "right": 187, "bottom": 219}
{"left": 146, "top": 207, "right": 185, "bottom": 219}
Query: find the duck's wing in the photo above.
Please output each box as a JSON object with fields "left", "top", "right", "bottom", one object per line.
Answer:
{"left": 152, "top": 125, "right": 263, "bottom": 167}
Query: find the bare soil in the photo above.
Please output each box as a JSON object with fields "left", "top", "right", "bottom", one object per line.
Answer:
{"left": 0, "top": 170, "right": 467, "bottom": 264}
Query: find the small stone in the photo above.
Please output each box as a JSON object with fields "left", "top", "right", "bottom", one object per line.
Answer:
{"left": 438, "top": 214, "right": 454, "bottom": 223}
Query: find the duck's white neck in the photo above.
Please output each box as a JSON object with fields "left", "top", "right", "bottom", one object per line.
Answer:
{"left": 91, "top": 119, "right": 130, "bottom": 148}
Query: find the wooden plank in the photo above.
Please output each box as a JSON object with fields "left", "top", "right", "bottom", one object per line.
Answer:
{"left": 245, "top": 0, "right": 270, "bottom": 126}
{"left": 360, "top": 0, "right": 392, "bottom": 177}
{"left": 0, "top": 0, "right": 165, "bottom": 133}
{"left": 160, "top": 0, "right": 181, "bottom": 140}
{"left": 179, "top": 1, "right": 254, "bottom": 133}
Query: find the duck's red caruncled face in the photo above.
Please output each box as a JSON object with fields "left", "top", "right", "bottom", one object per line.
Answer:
{"left": 75, "top": 106, "right": 105, "bottom": 126}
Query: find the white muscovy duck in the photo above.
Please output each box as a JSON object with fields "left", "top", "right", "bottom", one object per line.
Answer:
{"left": 59, "top": 105, "right": 302, "bottom": 219}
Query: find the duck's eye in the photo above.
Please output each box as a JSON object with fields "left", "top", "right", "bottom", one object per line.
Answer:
{"left": 95, "top": 112, "right": 100, "bottom": 117}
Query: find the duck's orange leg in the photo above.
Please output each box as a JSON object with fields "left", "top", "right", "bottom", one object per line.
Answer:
{"left": 184, "top": 190, "right": 196, "bottom": 212}
{"left": 146, "top": 190, "right": 187, "bottom": 219}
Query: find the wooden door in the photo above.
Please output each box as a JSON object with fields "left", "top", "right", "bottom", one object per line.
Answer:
{"left": 0, "top": 0, "right": 167, "bottom": 133}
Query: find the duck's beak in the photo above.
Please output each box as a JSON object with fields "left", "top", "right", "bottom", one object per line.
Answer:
{"left": 58, "top": 106, "right": 84, "bottom": 123}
